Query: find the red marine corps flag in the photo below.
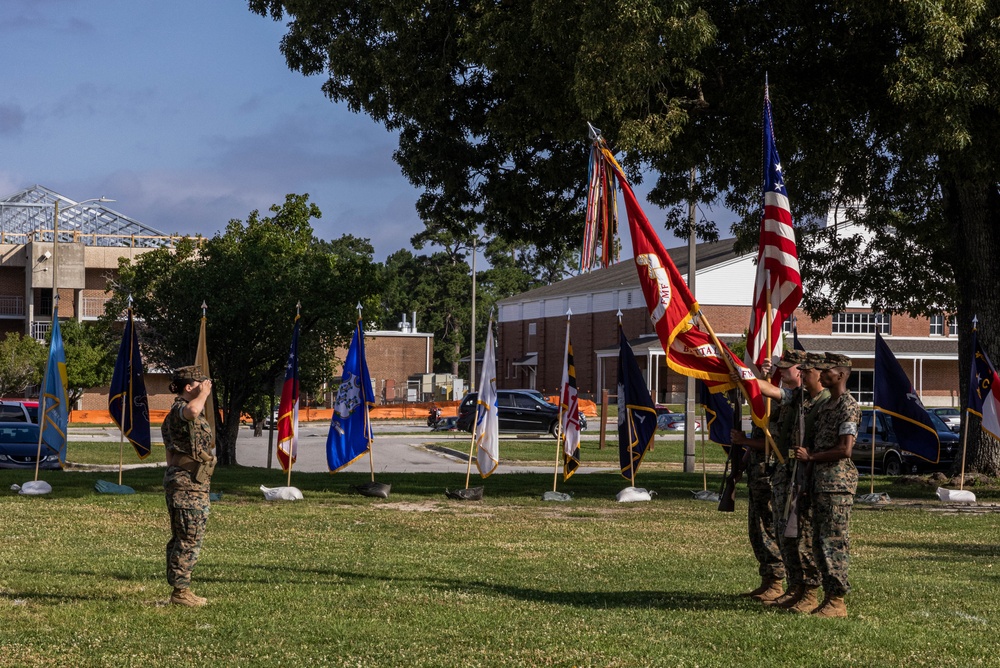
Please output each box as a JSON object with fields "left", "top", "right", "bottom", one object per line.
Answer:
{"left": 745, "top": 82, "right": 802, "bottom": 373}
{"left": 597, "top": 148, "right": 769, "bottom": 429}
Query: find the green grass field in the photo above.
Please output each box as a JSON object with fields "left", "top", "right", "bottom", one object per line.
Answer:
{"left": 1, "top": 464, "right": 997, "bottom": 667}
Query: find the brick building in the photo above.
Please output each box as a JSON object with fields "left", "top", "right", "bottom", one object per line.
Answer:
{"left": 496, "top": 232, "right": 959, "bottom": 408}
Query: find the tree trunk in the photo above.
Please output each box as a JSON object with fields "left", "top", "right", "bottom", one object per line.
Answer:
{"left": 215, "top": 391, "right": 248, "bottom": 467}
{"left": 947, "top": 163, "right": 1000, "bottom": 476}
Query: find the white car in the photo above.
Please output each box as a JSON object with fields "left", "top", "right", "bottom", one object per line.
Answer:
{"left": 656, "top": 411, "right": 702, "bottom": 431}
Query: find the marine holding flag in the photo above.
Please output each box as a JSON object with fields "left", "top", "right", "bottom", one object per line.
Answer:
{"left": 108, "top": 307, "right": 151, "bottom": 459}
{"left": 560, "top": 336, "right": 581, "bottom": 480}
{"left": 277, "top": 317, "right": 301, "bottom": 473}
{"left": 617, "top": 325, "right": 657, "bottom": 481}
{"left": 327, "top": 318, "right": 375, "bottom": 472}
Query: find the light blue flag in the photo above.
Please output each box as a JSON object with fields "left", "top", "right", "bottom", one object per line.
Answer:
{"left": 41, "top": 308, "right": 69, "bottom": 466}
{"left": 327, "top": 318, "right": 374, "bottom": 472}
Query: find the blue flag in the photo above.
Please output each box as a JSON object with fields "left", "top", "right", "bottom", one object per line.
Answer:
{"left": 968, "top": 327, "right": 1000, "bottom": 440}
{"left": 698, "top": 380, "right": 733, "bottom": 446}
{"left": 617, "top": 325, "right": 657, "bottom": 479}
{"left": 108, "top": 308, "right": 151, "bottom": 458}
{"left": 41, "top": 308, "right": 69, "bottom": 466}
{"left": 874, "top": 331, "right": 940, "bottom": 462}
{"left": 327, "top": 318, "right": 374, "bottom": 472}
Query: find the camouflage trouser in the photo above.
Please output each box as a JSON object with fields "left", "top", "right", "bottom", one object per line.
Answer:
{"left": 748, "top": 481, "right": 785, "bottom": 580}
{"left": 771, "top": 465, "right": 820, "bottom": 588}
{"left": 166, "top": 504, "right": 209, "bottom": 589}
{"left": 812, "top": 492, "right": 853, "bottom": 596}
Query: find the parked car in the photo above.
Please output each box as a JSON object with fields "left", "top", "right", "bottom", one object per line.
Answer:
{"left": 929, "top": 407, "right": 961, "bottom": 433}
{"left": 0, "top": 422, "right": 60, "bottom": 470}
{"left": 456, "top": 389, "right": 586, "bottom": 435}
{"left": 853, "top": 409, "right": 959, "bottom": 475}
{"left": 0, "top": 401, "right": 35, "bottom": 423}
{"left": 655, "top": 410, "right": 702, "bottom": 431}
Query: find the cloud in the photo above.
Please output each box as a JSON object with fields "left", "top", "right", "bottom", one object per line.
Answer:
{"left": 0, "top": 104, "right": 26, "bottom": 135}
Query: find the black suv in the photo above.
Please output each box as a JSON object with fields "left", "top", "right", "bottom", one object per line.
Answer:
{"left": 853, "top": 409, "right": 959, "bottom": 475}
{"left": 456, "top": 389, "right": 586, "bottom": 435}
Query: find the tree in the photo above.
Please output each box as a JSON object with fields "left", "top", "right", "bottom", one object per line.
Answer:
{"left": 57, "top": 320, "right": 116, "bottom": 405}
{"left": 250, "top": 1, "right": 1000, "bottom": 474}
{"left": 104, "top": 194, "right": 380, "bottom": 466}
{"left": 0, "top": 332, "right": 45, "bottom": 397}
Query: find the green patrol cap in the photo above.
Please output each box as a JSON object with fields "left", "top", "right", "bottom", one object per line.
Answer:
{"left": 776, "top": 349, "right": 808, "bottom": 368}
{"left": 799, "top": 352, "right": 826, "bottom": 370}
{"left": 171, "top": 365, "right": 209, "bottom": 385}
{"left": 813, "top": 352, "right": 852, "bottom": 370}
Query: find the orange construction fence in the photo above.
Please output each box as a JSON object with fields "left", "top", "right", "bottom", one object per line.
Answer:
{"left": 70, "top": 397, "right": 597, "bottom": 425}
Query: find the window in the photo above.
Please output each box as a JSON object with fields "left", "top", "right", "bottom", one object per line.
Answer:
{"left": 38, "top": 289, "right": 53, "bottom": 317}
{"left": 528, "top": 322, "right": 536, "bottom": 336}
{"left": 929, "top": 315, "right": 944, "bottom": 336}
{"left": 782, "top": 318, "right": 793, "bottom": 334}
{"left": 847, "top": 370, "right": 874, "bottom": 405}
{"left": 832, "top": 312, "right": 891, "bottom": 335}
{"left": 947, "top": 315, "right": 957, "bottom": 337}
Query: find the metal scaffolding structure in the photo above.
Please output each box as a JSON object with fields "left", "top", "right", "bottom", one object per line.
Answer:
{"left": 0, "top": 185, "right": 180, "bottom": 248}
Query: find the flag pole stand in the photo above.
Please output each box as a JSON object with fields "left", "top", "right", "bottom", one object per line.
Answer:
{"left": 697, "top": 309, "right": 784, "bottom": 464}
{"left": 959, "top": 413, "right": 970, "bottom": 491}
{"left": 870, "top": 410, "right": 878, "bottom": 495}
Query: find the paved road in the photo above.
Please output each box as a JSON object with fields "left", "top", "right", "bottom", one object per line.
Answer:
{"left": 69, "top": 421, "right": 646, "bottom": 474}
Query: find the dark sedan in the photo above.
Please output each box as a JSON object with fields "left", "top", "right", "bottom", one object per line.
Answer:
{"left": 456, "top": 390, "right": 586, "bottom": 435}
{"left": 0, "top": 423, "right": 61, "bottom": 470}
{"left": 852, "top": 409, "right": 959, "bottom": 475}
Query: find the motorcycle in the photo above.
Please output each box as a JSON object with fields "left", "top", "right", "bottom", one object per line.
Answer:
{"left": 427, "top": 406, "right": 443, "bottom": 428}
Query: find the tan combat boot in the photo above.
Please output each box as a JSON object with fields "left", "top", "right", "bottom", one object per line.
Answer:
{"left": 170, "top": 588, "right": 208, "bottom": 607}
{"left": 739, "top": 578, "right": 771, "bottom": 597}
{"left": 750, "top": 578, "right": 784, "bottom": 602}
{"left": 785, "top": 586, "right": 820, "bottom": 614}
{"left": 765, "top": 583, "right": 802, "bottom": 608}
{"left": 811, "top": 595, "right": 847, "bottom": 618}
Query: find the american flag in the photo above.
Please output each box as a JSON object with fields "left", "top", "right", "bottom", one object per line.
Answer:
{"left": 746, "top": 84, "right": 802, "bottom": 373}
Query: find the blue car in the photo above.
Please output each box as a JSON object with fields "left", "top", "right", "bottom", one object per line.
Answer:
{"left": 0, "top": 423, "right": 61, "bottom": 470}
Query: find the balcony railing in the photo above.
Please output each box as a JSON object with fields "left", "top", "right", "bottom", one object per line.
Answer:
{"left": 0, "top": 295, "right": 24, "bottom": 317}
{"left": 31, "top": 321, "right": 51, "bottom": 342}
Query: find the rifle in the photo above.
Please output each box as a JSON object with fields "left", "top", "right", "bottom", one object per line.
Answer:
{"left": 718, "top": 390, "right": 745, "bottom": 512}
{"left": 784, "top": 385, "right": 807, "bottom": 537}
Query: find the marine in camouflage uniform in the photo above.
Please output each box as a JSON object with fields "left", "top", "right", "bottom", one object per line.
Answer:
{"left": 795, "top": 352, "right": 860, "bottom": 618}
{"left": 768, "top": 351, "right": 828, "bottom": 612}
{"left": 162, "top": 365, "right": 216, "bottom": 607}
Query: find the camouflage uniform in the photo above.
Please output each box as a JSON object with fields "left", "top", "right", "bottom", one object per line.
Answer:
{"left": 773, "top": 386, "right": 829, "bottom": 589}
{"left": 808, "top": 391, "right": 861, "bottom": 596}
{"left": 162, "top": 396, "right": 214, "bottom": 589}
{"left": 746, "top": 411, "right": 784, "bottom": 582}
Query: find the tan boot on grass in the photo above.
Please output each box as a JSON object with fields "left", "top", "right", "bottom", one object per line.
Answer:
{"left": 765, "top": 584, "right": 802, "bottom": 608}
{"left": 811, "top": 595, "right": 847, "bottom": 618}
{"left": 785, "top": 586, "right": 819, "bottom": 614}
{"left": 750, "top": 578, "right": 784, "bottom": 603}
{"left": 170, "top": 588, "right": 207, "bottom": 607}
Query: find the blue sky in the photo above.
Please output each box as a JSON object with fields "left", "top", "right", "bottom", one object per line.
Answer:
{"left": 0, "top": 0, "right": 687, "bottom": 262}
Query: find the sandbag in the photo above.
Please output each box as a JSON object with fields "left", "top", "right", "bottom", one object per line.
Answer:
{"left": 936, "top": 487, "right": 976, "bottom": 503}
{"left": 18, "top": 480, "right": 53, "bottom": 496}
{"left": 616, "top": 486, "right": 655, "bottom": 503}
{"left": 260, "top": 485, "right": 303, "bottom": 501}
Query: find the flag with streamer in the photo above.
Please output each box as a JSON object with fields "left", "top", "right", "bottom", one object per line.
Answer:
{"left": 277, "top": 315, "right": 301, "bottom": 473}
{"left": 617, "top": 325, "right": 657, "bottom": 479}
{"left": 475, "top": 320, "right": 500, "bottom": 477}
{"left": 40, "top": 309, "right": 69, "bottom": 466}
{"left": 559, "top": 325, "right": 581, "bottom": 480}
{"left": 874, "top": 332, "right": 940, "bottom": 462}
{"left": 108, "top": 308, "right": 151, "bottom": 458}
{"left": 598, "top": 147, "right": 768, "bottom": 427}
{"left": 746, "top": 83, "right": 802, "bottom": 373}
{"left": 327, "top": 318, "right": 374, "bottom": 472}
{"left": 968, "top": 327, "right": 1000, "bottom": 441}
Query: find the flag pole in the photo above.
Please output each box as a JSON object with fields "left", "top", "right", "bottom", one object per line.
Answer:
{"left": 959, "top": 315, "right": 977, "bottom": 491}
{"left": 697, "top": 308, "right": 784, "bottom": 463}
{"left": 359, "top": 304, "right": 376, "bottom": 484}
{"left": 870, "top": 409, "right": 878, "bottom": 495}
{"left": 34, "top": 301, "right": 58, "bottom": 482}
{"left": 464, "top": 310, "right": 477, "bottom": 490}
{"left": 701, "top": 411, "right": 707, "bottom": 491}
{"left": 286, "top": 303, "right": 303, "bottom": 487}
{"left": 553, "top": 312, "right": 571, "bottom": 492}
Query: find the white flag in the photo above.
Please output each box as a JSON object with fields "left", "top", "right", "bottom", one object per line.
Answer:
{"left": 475, "top": 320, "right": 500, "bottom": 477}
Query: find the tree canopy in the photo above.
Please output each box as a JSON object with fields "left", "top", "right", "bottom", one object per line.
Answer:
{"left": 250, "top": 0, "right": 1000, "bottom": 473}
{"left": 104, "top": 194, "right": 380, "bottom": 466}
{"left": 0, "top": 332, "right": 45, "bottom": 397}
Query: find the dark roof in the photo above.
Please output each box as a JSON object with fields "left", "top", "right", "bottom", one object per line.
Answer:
{"left": 499, "top": 237, "right": 741, "bottom": 303}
